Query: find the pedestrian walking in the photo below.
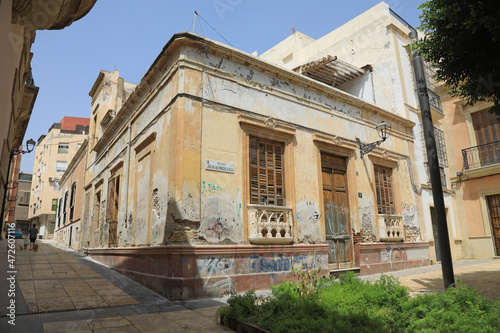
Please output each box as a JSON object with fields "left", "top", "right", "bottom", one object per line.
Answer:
{"left": 29, "top": 223, "right": 39, "bottom": 250}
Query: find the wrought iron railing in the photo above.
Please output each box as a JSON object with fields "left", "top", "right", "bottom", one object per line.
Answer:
{"left": 462, "top": 140, "right": 500, "bottom": 170}
{"left": 427, "top": 88, "right": 443, "bottom": 113}
{"left": 378, "top": 215, "right": 404, "bottom": 242}
{"left": 248, "top": 204, "right": 293, "bottom": 244}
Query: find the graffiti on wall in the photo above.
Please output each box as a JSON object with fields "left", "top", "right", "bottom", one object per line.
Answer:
{"left": 249, "top": 253, "right": 291, "bottom": 273}
{"left": 292, "top": 253, "right": 328, "bottom": 270}
{"left": 248, "top": 252, "right": 327, "bottom": 274}
{"left": 198, "top": 257, "right": 234, "bottom": 293}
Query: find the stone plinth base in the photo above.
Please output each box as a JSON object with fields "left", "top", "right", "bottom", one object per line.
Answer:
{"left": 87, "top": 244, "right": 329, "bottom": 300}
{"left": 356, "top": 241, "right": 431, "bottom": 275}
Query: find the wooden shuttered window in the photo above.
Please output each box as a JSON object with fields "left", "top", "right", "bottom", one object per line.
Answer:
{"left": 69, "top": 182, "right": 76, "bottom": 221}
{"left": 374, "top": 165, "right": 395, "bottom": 215}
{"left": 106, "top": 175, "right": 120, "bottom": 223}
{"left": 472, "top": 109, "right": 500, "bottom": 145}
{"left": 249, "top": 137, "right": 285, "bottom": 206}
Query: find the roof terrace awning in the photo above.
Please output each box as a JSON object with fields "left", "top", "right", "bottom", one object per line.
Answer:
{"left": 293, "top": 55, "right": 366, "bottom": 87}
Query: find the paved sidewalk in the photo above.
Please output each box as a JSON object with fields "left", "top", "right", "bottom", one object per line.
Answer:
{"left": 2, "top": 238, "right": 499, "bottom": 333}
{"left": 361, "top": 258, "right": 500, "bottom": 299}
{"left": 0, "top": 239, "right": 230, "bottom": 333}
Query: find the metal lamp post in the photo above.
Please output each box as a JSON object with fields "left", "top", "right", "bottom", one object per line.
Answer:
{"left": 409, "top": 30, "right": 455, "bottom": 289}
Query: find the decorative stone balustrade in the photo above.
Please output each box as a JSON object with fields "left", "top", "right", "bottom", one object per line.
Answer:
{"left": 378, "top": 215, "right": 404, "bottom": 242}
{"left": 248, "top": 205, "right": 293, "bottom": 244}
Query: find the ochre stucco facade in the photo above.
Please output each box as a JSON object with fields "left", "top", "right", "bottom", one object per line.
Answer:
{"left": 442, "top": 95, "right": 500, "bottom": 259}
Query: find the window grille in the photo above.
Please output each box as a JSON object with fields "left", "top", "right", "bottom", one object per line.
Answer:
{"left": 420, "top": 124, "right": 448, "bottom": 186}
{"left": 249, "top": 137, "right": 285, "bottom": 206}
{"left": 374, "top": 165, "right": 395, "bottom": 215}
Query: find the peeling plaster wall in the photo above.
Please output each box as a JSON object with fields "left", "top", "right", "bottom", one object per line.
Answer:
{"left": 83, "top": 38, "right": 420, "bottom": 257}
{"left": 294, "top": 132, "right": 322, "bottom": 243}
{"left": 199, "top": 107, "right": 243, "bottom": 244}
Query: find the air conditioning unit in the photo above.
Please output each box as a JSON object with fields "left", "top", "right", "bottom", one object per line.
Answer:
{"left": 49, "top": 177, "right": 55, "bottom": 182}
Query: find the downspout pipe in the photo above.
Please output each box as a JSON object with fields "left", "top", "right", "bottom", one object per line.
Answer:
{"left": 409, "top": 30, "right": 455, "bottom": 289}
{"left": 124, "top": 124, "right": 132, "bottom": 228}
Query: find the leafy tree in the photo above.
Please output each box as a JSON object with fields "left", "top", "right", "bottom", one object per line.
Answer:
{"left": 414, "top": 0, "right": 500, "bottom": 115}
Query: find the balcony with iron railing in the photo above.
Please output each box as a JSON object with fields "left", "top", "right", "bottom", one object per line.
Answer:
{"left": 248, "top": 204, "right": 293, "bottom": 244}
{"left": 462, "top": 140, "right": 500, "bottom": 170}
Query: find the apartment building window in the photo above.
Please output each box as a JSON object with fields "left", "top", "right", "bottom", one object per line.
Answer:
{"left": 56, "top": 161, "right": 67, "bottom": 173}
{"left": 69, "top": 182, "right": 76, "bottom": 221}
{"left": 249, "top": 136, "right": 285, "bottom": 206}
{"left": 58, "top": 143, "right": 69, "bottom": 154}
{"left": 374, "top": 165, "right": 395, "bottom": 215}
{"left": 52, "top": 198, "right": 58, "bottom": 212}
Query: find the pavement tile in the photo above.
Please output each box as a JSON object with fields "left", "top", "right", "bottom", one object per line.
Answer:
{"left": 37, "top": 297, "right": 75, "bottom": 312}
{"left": 43, "top": 320, "right": 91, "bottom": 333}
{"left": 86, "top": 317, "right": 133, "bottom": 329}
{"left": 191, "top": 305, "right": 223, "bottom": 319}
{"left": 101, "top": 294, "right": 138, "bottom": 306}
{"left": 24, "top": 299, "right": 38, "bottom": 312}
{"left": 70, "top": 295, "right": 108, "bottom": 309}
{"left": 125, "top": 313, "right": 174, "bottom": 332}
{"left": 93, "top": 326, "right": 141, "bottom": 333}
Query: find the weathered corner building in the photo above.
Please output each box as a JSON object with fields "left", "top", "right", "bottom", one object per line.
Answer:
{"left": 81, "top": 31, "right": 428, "bottom": 300}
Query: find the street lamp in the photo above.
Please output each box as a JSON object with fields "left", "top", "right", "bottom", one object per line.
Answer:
{"left": 11, "top": 138, "right": 36, "bottom": 155}
{"left": 358, "top": 122, "right": 391, "bottom": 158}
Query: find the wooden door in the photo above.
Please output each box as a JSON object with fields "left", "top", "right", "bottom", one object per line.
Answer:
{"left": 487, "top": 194, "right": 500, "bottom": 256}
{"left": 322, "top": 154, "right": 352, "bottom": 268}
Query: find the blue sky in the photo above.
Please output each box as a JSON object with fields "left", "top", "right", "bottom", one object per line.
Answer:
{"left": 21, "top": 0, "right": 426, "bottom": 173}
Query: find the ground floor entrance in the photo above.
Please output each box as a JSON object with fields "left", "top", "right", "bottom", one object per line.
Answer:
{"left": 487, "top": 194, "right": 500, "bottom": 256}
{"left": 321, "top": 153, "right": 352, "bottom": 269}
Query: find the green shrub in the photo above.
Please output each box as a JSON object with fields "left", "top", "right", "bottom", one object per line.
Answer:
{"left": 217, "top": 271, "right": 500, "bottom": 333}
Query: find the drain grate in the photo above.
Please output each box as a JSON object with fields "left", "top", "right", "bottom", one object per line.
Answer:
{"left": 0, "top": 300, "right": 171, "bottom": 318}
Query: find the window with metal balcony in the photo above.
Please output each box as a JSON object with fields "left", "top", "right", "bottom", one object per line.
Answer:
{"left": 463, "top": 109, "right": 500, "bottom": 170}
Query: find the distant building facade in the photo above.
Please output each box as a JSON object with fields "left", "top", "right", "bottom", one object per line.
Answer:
{"left": 14, "top": 173, "right": 32, "bottom": 235}
{"left": 54, "top": 140, "right": 88, "bottom": 249}
{"left": 28, "top": 117, "right": 89, "bottom": 238}
{"left": 441, "top": 96, "right": 500, "bottom": 259}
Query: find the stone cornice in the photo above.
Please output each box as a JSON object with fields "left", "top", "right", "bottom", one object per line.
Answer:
{"left": 12, "top": 0, "right": 97, "bottom": 30}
